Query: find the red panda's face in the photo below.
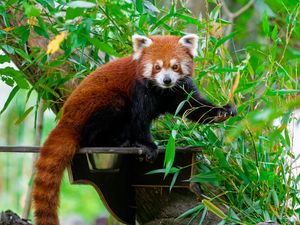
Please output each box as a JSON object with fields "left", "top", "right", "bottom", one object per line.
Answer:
{"left": 133, "top": 34, "right": 198, "bottom": 89}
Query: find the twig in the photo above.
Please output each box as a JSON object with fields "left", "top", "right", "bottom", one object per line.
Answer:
{"left": 220, "top": 0, "right": 256, "bottom": 49}
{"left": 22, "top": 100, "right": 45, "bottom": 219}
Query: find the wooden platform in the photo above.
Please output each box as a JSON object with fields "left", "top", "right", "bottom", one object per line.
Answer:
{"left": 0, "top": 146, "right": 200, "bottom": 225}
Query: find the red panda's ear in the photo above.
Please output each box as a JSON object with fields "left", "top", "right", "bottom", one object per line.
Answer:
{"left": 179, "top": 34, "right": 199, "bottom": 57}
{"left": 132, "top": 34, "right": 153, "bottom": 60}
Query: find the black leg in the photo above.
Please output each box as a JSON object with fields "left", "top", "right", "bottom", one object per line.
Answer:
{"left": 166, "top": 77, "right": 237, "bottom": 123}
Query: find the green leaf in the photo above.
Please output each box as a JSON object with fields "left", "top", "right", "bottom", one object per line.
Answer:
{"left": 24, "top": 2, "right": 41, "bottom": 17}
{"left": 89, "top": 37, "right": 121, "bottom": 57}
{"left": 214, "top": 67, "right": 238, "bottom": 73}
{"left": 215, "top": 149, "right": 230, "bottom": 169}
{"left": 14, "top": 48, "right": 32, "bottom": 62}
{"left": 169, "top": 169, "right": 179, "bottom": 191}
{"left": 262, "top": 11, "right": 270, "bottom": 35}
{"left": 173, "top": 13, "right": 202, "bottom": 26}
{"left": 39, "top": 84, "right": 61, "bottom": 99}
{"left": 202, "top": 200, "right": 227, "bottom": 219}
{"left": 34, "top": 26, "right": 49, "bottom": 39}
{"left": 150, "top": 14, "right": 171, "bottom": 31}
{"left": 271, "top": 189, "right": 279, "bottom": 208}
{"left": 199, "top": 207, "right": 207, "bottom": 225}
{"left": 176, "top": 204, "right": 204, "bottom": 219}
{"left": 0, "top": 67, "right": 29, "bottom": 89}
{"left": 66, "top": 7, "right": 84, "bottom": 20}
{"left": 15, "top": 106, "right": 34, "bottom": 125}
{"left": 1, "top": 76, "right": 14, "bottom": 87}
{"left": 7, "top": 0, "right": 18, "bottom": 5}
{"left": 1, "top": 44, "right": 15, "bottom": 54}
{"left": 0, "top": 86, "right": 20, "bottom": 115}
{"left": 0, "top": 54, "right": 10, "bottom": 63}
{"left": 14, "top": 25, "right": 30, "bottom": 45}
{"left": 266, "top": 89, "right": 300, "bottom": 96}
{"left": 164, "top": 133, "right": 176, "bottom": 177}
{"left": 175, "top": 100, "right": 186, "bottom": 116}
{"left": 189, "top": 171, "right": 219, "bottom": 183}
{"left": 271, "top": 25, "right": 278, "bottom": 41}
{"left": 214, "top": 31, "right": 238, "bottom": 52}
{"left": 136, "top": 0, "right": 144, "bottom": 14}
{"left": 146, "top": 167, "right": 178, "bottom": 175}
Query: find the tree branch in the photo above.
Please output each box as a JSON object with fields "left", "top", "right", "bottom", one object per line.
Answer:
{"left": 232, "top": 0, "right": 257, "bottom": 18}
{"left": 220, "top": 0, "right": 256, "bottom": 49}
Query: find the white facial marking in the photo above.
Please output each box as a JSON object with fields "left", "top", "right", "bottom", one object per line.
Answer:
{"left": 170, "top": 58, "right": 177, "bottom": 67}
{"left": 156, "top": 59, "right": 163, "bottom": 67}
{"left": 143, "top": 62, "right": 153, "bottom": 77}
{"left": 179, "top": 34, "right": 199, "bottom": 57}
{"left": 181, "top": 59, "right": 191, "bottom": 75}
{"left": 132, "top": 34, "right": 153, "bottom": 60}
{"left": 155, "top": 68, "right": 180, "bottom": 88}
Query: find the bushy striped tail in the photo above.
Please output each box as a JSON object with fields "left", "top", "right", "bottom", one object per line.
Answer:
{"left": 32, "top": 122, "right": 80, "bottom": 225}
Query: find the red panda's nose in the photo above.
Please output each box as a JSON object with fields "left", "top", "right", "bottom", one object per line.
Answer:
{"left": 163, "top": 75, "right": 172, "bottom": 85}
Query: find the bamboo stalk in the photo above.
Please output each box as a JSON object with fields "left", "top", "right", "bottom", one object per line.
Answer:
{"left": 22, "top": 100, "right": 45, "bottom": 219}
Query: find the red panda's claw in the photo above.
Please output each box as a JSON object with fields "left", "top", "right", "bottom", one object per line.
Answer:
{"left": 132, "top": 142, "right": 158, "bottom": 163}
{"left": 214, "top": 104, "right": 237, "bottom": 122}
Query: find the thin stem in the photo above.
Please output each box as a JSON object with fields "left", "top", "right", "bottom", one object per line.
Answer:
{"left": 98, "top": 5, "right": 124, "bottom": 36}
{"left": 22, "top": 99, "right": 45, "bottom": 219}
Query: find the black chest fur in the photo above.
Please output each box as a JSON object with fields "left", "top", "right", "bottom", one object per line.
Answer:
{"left": 80, "top": 78, "right": 185, "bottom": 147}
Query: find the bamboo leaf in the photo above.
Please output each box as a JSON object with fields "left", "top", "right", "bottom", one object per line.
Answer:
{"left": 169, "top": 169, "right": 179, "bottom": 191}
{"left": 164, "top": 133, "right": 176, "bottom": 177}
{"left": 136, "top": 0, "right": 144, "bottom": 14}
{"left": 15, "top": 106, "right": 34, "bottom": 125}
{"left": 175, "top": 100, "right": 186, "bottom": 116}
{"left": 89, "top": 37, "right": 121, "bottom": 57}
{"left": 176, "top": 204, "right": 204, "bottom": 219}
{"left": 271, "top": 25, "right": 278, "bottom": 41}
{"left": 214, "top": 31, "right": 238, "bottom": 52}
{"left": 146, "top": 167, "right": 178, "bottom": 175}
{"left": 189, "top": 171, "right": 220, "bottom": 183}
{"left": 202, "top": 200, "right": 227, "bottom": 219}
{"left": 266, "top": 89, "right": 300, "bottom": 96}
{"left": 24, "top": 2, "right": 41, "bottom": 17}
{"left": 0, "top": 54, "right": 10, "bottom": 63}
{"left": 271, "top": 189, "right": 279, "bottom": 208}
{"left": 262, "top": 11, "right": 270, "bottom": 35}
{"left": 39, "top": 84, "right": 61, "bottom": 99}
{"left": 173, "top": 13, "right": 202, "bottom": 26}
{"left": 0, "top": 67, "right": 29, "bottom": 89}
{"left": 0, "top": 86, "right": 20, "bottom": 115}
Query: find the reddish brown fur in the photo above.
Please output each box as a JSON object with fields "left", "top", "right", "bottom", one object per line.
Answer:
{"left": 33, "top": 56, "right": 138, "bottom": 225}
{"left": 32, "top": 36, "right": 192, "bottom": 225}
{"left": 136, "top": 36, "right": 194, "bottom": 78}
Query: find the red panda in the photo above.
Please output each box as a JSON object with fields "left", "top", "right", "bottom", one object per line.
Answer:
{"left": 32, "top": 34, "right": 236, "bottom": 225}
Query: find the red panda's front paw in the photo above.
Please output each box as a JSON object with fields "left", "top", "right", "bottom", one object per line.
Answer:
{"left": 144, "top": 147, "right": 158, "bottom": 163}
{"left": 222, "top": 104, "right": 237, "bottom": 116}
{"left": 214, "top": 104, "right": 237, "bottom": 122}
{"left": 133, "top": 142, "right": 158, "bottom": 163}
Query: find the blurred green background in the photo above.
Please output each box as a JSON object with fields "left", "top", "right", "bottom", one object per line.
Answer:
{"left": 0, "top": 0, "right": 300, "bottom": 224}
{"left": 0, "top": 84, "right": 109, "bottom": 224}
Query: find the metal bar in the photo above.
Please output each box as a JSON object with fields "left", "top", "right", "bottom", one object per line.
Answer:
{"left": 0, "top": 146, "right": 201, "bottom": 154}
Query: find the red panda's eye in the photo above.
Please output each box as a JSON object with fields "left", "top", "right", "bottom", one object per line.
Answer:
{"left": 155, "top": 65, "right": 161, "bottom": 71}
{"left": 172, "top": 64, "right": 179, "bottom": 71}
